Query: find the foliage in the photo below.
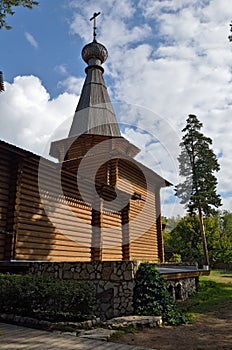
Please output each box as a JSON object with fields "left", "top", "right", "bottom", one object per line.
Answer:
{"left": 169, "top": 253, "right": 182, "bottom": 263}
{"left": 175, "top": 114, "right": 221, "bottom": 215}
{"left": 0, "top": 274, "right": 96, "bottom": 321}
{"left": 133, "top": 263, "right": 187, "bottom": 326}
{"left": 0, "top": 0, "right": 39, "bottom": 29}
{"left": 178, "top": 271, "right": 232, "bottom": 320}
{"left": 164, "top": 211, "right": 232, "bottom": 267}
{"left": 164, "top": 214, "right": 204, "bottom": 264}
{"left": 175, "top": 115, "right": 221, "bottom": 266}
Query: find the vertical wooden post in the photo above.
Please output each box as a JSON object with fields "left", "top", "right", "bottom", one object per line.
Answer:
{"left": 4, "top": 158, "right": 22, "bottom": 260}
{"left": 91, "top": 197, "right": 103, "bottom": 261}
{"left": 122, "top": 204, "right": 130, "bottom": 260}
{"left": 155, "top": 188, "right": 165, "bottom": 263}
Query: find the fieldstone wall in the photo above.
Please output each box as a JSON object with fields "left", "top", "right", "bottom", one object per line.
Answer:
{"left": 25, "top": 261, "right": 199, "bottom": 319}
{"left": 29, "top": 261, "right": 139, "bottom": 320}
{"left": 166, "top": 277, "right": 197, "bottom": 301}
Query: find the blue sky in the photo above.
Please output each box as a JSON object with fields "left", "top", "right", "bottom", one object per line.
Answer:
{"left": 1, "top": 0, "right": 232, "bottom": 217}
{"left": 1, "top": 0, "right": 84, "bottom": 96}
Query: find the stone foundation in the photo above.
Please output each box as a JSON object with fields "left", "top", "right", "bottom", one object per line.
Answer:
{"left": 1, "top": 261, "right": 200, "bottom": 319}
{"left": 29, "top": 261, "right": 139, "bottom": 320}
{"left": 166, "top": 277, "right": 197, "bottom": 301}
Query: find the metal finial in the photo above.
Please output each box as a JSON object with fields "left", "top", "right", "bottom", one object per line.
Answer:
{"left": 90, "top": 12, "right": 101, "bottom": 42}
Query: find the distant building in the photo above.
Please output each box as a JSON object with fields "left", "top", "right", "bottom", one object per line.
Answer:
{"left": 0, "top": 33, "right": 170, "bottom": 263}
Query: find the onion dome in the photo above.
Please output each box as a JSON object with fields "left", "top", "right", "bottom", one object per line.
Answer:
{"left": 82, "top": 41, "right": 108, "bottom": 65}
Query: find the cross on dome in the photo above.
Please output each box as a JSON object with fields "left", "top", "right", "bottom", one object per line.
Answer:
{"left": 90, "top": 12, "right": 101, "bottom": 42}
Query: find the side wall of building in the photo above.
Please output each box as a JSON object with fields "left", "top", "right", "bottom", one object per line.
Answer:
{"left": 0, "top": 148, "right": 19, "bottom": 260}
{"left": 117, "top": 159, "right": 159, "bottom": 261}
{"left": 0, "top": 144, "right": 164, "bottom": 263}
{"left": 14, "top": 157, "right": 93, "bottom": 261}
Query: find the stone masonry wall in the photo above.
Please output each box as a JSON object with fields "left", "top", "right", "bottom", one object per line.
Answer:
{"left": 27, "top": 261, "right": 199, "bottom": 320}
{"left": 29, "top": 261, "right": 139, "bottom": 320}
{"left": 166, "top": 277, "right": 197, "bottom": 301}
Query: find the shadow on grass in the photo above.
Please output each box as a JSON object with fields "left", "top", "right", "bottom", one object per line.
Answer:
{"left": 178, "top": 278, "right": 232, "bottom": 320}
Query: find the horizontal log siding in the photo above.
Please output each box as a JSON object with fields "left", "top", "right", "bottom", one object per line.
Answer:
{"left": 101, "top": 211, "right": 122, "bottom": 260}
{"left": 64, "top": 135, "right": 114, "bottom": 160}
{"left": 129, "top": 190, "right": 158, "bottom": 262}
{"left": 14, "top": 157, "right": 92, "bottom": 261}
{"left": 117, "top": 160, "right": 147, "bottom": 199}
{"left": 0, "top": 152, "right": 10, "bottom": 258}
{"left": 117, "top": 160, "right": 159, "bottom": 262}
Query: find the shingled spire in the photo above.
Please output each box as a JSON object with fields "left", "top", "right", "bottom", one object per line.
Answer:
{"left": 68, "top": 13, "right": 121, "bottom": 138}
{"left": 50, "top": 13, "right": 139, "bottom": 162}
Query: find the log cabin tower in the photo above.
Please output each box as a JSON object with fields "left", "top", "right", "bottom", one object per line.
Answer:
{"left": 49, "top": 15, "right": 169, "bottom": 262}
{"left": 49, "top": 24, "right": 139, "bottom": 165}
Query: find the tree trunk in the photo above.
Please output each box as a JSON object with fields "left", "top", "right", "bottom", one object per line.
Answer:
{"left": 198, "top": 205, "right": 210, "bottom": 267}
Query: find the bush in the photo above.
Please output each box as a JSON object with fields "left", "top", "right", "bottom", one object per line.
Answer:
{"left": 0, "top": 274, "right": 96, "bottom": 322}
{"left": 169, "top": 253, "right": 182, "bottom": 263}
{"left": 133, "top": 263, "right": 187, "bottom": 325}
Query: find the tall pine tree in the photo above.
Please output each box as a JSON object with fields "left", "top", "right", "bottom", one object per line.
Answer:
{"left": 175, "top": 114, "right": 221, "bottom": 266}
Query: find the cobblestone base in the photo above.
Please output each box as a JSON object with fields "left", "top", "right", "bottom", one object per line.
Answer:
{"left": 29, "top": 261, "right": 139, "bottom": 319}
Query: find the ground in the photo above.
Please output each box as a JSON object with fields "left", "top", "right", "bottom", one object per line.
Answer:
{"left": 113, "top": 273, "right": 232, "bottom": 350}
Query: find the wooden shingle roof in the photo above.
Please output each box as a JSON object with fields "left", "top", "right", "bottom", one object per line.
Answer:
{"left": 68, "top": 41, "right": 121, "bottom": 138}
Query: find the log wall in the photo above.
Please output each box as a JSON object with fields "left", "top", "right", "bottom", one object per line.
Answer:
{"left": 0, "top": 141, "right": 164, "bottom": 263}
{"left": 14, "top": 157, "right": 93, "bottom": 261}
{"left": 102, "top": 211, "right": 122, "bottom": 260}
{"left": 117, "top": 160, "right": 159, "bottom": 262}
{"left": 129, "top": 193, "right": 158, "bottom": 261}
{"left": 0, "top": 149, "right": 19, "bottom": 260}
{"left": 0, "top": 151, "right": 10, "bottom": 259}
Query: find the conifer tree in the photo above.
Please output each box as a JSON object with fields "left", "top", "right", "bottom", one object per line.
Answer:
{"left": 175, "top": 114, "right": 221, "bottom": 266}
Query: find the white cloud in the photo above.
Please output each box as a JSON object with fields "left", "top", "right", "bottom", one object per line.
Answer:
{"left": 0, "top": 76, "right": 77, "bottom": 156}
{"left": 55, "top": 64, "right": 68, "bottom": 76}
{"left": 25, "top": 32, "right": 39, "bottom": 49}
{"left": 58, "top": 76, "right": 84, "bottom": 95}
{"left": 69, "top": 0, "right": 151, "bottom": 48}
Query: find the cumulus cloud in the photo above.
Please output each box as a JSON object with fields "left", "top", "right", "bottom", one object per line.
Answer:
{"left": 58, "top": 76, "right": 84, "bottom": 95}
{"left": 25, "top": 32, "right": 39, "bottom": 49}
{"left": 0, "top": 76, "right": 77, "bottom": 156}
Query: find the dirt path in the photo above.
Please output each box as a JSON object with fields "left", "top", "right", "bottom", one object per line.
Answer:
{"left": 113, "top": 275, "right": 232, "bottom": 350}
{"left": 115, "top": 308, "right": 232, "bottom": 350}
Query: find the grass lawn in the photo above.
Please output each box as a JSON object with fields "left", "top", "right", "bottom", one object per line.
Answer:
{"left": 178, "top": 269, "right": 232, "bottom": 321}
{"left": 111, "top": 269, "right": 232, "bottom": 350}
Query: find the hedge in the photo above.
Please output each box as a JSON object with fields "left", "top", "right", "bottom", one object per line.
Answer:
{"left": 0, "top": 274, "right": 96, "bottom": 322}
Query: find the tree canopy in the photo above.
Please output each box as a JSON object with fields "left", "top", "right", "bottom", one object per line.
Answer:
{"left": 0, "top": 0, "right": 39, "bottom": 29}
{"left": 175, "top": 114, "right": 221, "bottom": 215}
{"left": 164, "top": 211, "right": 232, "bottom": 268}
{"left": 175, "top": 114, "right": 221, "bottom": 266}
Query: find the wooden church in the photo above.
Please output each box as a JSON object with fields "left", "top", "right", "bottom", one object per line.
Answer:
{"left": 0, "top": 22, "right": 170, "bottom": 263}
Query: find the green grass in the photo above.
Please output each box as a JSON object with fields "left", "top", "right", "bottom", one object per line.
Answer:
{"left": 178, "top": 269, "right": 232, "bottom": 321}
{"left": 209, "top": 269, "right": 232, "bottom": 278}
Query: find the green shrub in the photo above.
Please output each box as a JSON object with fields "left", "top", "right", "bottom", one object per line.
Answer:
{"left": 169, "top": 253, "right": 182, "bottom": 263}
{"left": 0, "top": 274, "right": 96, "bottom": 321}
{"left": 133, "top": 263, "right": 187, "bottom": 325}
